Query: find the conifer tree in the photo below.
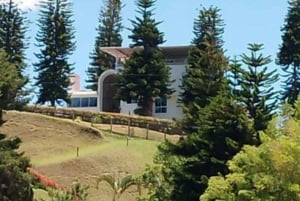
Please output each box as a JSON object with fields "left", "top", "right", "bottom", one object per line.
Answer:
{"left": 34, "top": 0, "right": 76, "bottom": 106}
{"left": 116, "top": 0, "right": 173, "bottom": 116}
{"left": 152, "top": 6, "right": 259, "bottom": 201}
{"left": 86, "top": 0, "right": 123, "bottom": 91}
{"left": 157, "top": 91, "right": 257, "bottom": 201}
{"left": 0, "top": 49, "right": 22, "bottom": 123}
{"left": 0, "top": 133, "right": 33, "bottom": 201}
{"left": 179, "top": 6, "right": 228, "bottom": 133}
{"left": 277, "top": 0, "right": 300, "bottom": 105}
{"left": 238, "top": 43, "right": 279, "bottom": 132}
{"left": 0, "top": 0, "right": 30, "bottom": 109}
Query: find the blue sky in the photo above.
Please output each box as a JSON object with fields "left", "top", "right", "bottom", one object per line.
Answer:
{"left": 10, "top": 0, "right": 288, "bottom": 90}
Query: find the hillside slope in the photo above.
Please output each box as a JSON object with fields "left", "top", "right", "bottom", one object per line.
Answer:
{"left": 0, "top": 111, "right": 160, "bottom": 201}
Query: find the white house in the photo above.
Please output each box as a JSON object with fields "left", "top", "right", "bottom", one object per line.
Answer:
{"left": 69, "top": 45, "right": 189, "bottom": 119}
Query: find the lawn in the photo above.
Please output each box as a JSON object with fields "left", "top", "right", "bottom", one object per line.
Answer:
{"left": 0, "top": 111, "right": 163, "bottom": 201}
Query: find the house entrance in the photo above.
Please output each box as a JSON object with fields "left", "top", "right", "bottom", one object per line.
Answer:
{"left": 102, "top": 74, "right": 120, "bottom": 112}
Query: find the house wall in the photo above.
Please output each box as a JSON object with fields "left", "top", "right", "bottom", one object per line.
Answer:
{"left": 116, "top": 63, "right": 186, "bottom": 119}
{"left": 120, "top": 101, "right": 138, "bottom": 115}
{"left": 152, "top": 64, "right": 185, "bottom": 119}
{"left": 68, "top": 47, "right": 188, "bottom": 120}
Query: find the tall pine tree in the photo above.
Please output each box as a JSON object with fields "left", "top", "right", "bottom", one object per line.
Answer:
{"left": 152, "top": 6, "right": 259, "bottom": 201}
{"left": 277, "top": 0, "right": 300, "bottom": 105}
{"left": 0, "top": 0, "right": 30, "bottom": 109}
{"left": 179, "top": 6, "right": 228, "bottom": 133}
{"left": 34, "top": 0, "right": 76, "bottom": 106}
{"left": 116, "top": 0, "right": 173, "bottom": 116}
{"left": 238, "top": 43, "right": 279, "bottom": 132}
{"left": 86, "top": 0, "right": 123, "bottom": 91}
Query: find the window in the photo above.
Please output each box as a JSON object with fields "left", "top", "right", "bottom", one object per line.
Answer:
{"left": 71, "top": 98, "right": 80, "bottom": 107}
{"left": 81, "top": 98, "right": 89, "bottom": 107}
{"left": 89, "top": 97, "right": 97, "bottom": 107}
{"left": 155, "top": 98, "right": 167, "bottom": 113}
{"left": 70, "top": 97, "right": 97, "bottom": 107}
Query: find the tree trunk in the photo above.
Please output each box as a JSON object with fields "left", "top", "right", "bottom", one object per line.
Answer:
{"left": 51, "top": 100, "right": 55, "bottom": 107}
{"left": 0, "top": 108, "right": 3, "bottom": 125}
{"left": 146, "top": 99, "right": 153, "bottom": 116}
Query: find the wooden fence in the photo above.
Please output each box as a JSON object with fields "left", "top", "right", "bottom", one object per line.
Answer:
{"left": 23, "top": 106, "right": 183, "bottom": 135}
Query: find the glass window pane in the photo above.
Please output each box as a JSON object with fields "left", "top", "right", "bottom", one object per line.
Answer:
{"left": 71, "top": 98, "right": 80, "bottom": 107}
{"left": 155, "top": 98, "right": 161, "bottom": 106}
{"left": 81, "top": 98, "right": 89, "bottom": 107}
{"left": 89, "top": 97, "right": 97, "bottom": 107}
{"left": 154, "top": 98, "right": 167, "bottom": 113}
{"left": 161, "top": 98, "right": 167, "bottom": 106}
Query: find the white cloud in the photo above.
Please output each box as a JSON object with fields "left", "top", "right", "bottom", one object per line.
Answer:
{"left": 0, "top": 0, "right": 40, "bottom": 10}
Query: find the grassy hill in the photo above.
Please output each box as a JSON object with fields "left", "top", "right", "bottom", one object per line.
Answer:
{"left": 0, "top": 111, "right": 166, "bottom": 201}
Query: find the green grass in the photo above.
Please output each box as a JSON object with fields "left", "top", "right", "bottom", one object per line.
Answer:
{"left": 33, "top": 132, "right": 160, "bottom": 166}
{"left": 1, "top": 111, "right": 162, "bottom": 201}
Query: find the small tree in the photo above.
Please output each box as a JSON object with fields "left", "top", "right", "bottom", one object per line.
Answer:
{"left": 116, "top": 0, "right": 174, "bottom": 116}
{"left": 96, "top": 174, "right": 137, "bottom": 201}
{"left": 49, "top": 181, "right": 89, "bottom": 201}
{"left": 86, "top": 0, "right": 123, "bottom": 91}
{"left": 277, "top": 0, "right": 300, "bottom": 105}
{"left": 34, "top": 0, "right": 76, "bottom": 106}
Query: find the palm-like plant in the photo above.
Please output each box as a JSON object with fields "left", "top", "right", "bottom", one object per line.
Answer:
{"left": 96, "top": 174, "right": 138, "bottom": 201}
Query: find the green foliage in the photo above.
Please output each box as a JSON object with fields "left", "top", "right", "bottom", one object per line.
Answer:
{"left": 0, "top": 134, "right": 33, "bottom": 201}
{"left": 0, "top": 49, "right": 24, "bottom": 123}
{"left": 86, "top": 0, "right": 123, "bottom": 91}
{"left": 277, "top": 0, "right": 300, "bottom": 105}
{"left": 96, "top": 174, "right": 138, "bottom": 201}
{"left": 116, "top": 0, "right": 174, "bottom": 116}
{"left": 0, "top": 0, "right": 30, "bottom": 109}
{"left": 156, "top": 92, "right": 258, "bottom": 201}
{"left": 48, "top": 181, "right": 88, "bottom": 201}
{"left": 201, "top": 134, "right": 300, "bottom": 201}
{"left": 34, "top": 0, "right": 76, "bottom": 106}
{"left": 179, "top": 6, "right": 228, "bottom": 133}
{"left": 231, "top": 43, "right": 279, "bottom": 132}
{"left": 137, "top": 164, "right": 171, "bottom": 201}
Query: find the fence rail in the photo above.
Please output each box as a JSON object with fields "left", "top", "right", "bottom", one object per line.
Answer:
{"left": 23, "top": 106, "right": 183, "bottom": 135}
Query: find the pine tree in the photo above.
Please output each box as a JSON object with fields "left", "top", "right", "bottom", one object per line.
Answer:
{"left": 0, "top": 134, "right": 33, "bottom": 201}
{"left": 157, "top": 92, "right": 258, "bottom": 201}
{"left": 86, "top": 0, "right": 123, "bottom": 91}
{"left": 179, "top": 6, "right": 228, "bottom": 133}
{"left": 277, "top": 0, "right": 300, "bottom": 105}
{"left": 0, "top": 49, "right": 22, "bottom": 123}
{"left": 34, "top": 0, "right": 76, "bottom": 106}
{"left": 0, "top": 0, "right": 30, "bottom": 109}
{"left": 116, "top": 0, "right": 173, "bottom": 116}
{"left": 152, "top": 6, "right": 260, "bottom": 201}
{"left": 238, "top": 43, "right": 279, "bottom": 132}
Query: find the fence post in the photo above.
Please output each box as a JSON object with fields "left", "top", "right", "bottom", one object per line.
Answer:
{"left": 128, "top": 117, "right": 131, "bottom": 137}
{"left": 146, "top": 123, "right": 149, "bottom": 140}
{"left": 110, "top": 117, "right": 113, "bottom": 134}
{"left": 91, "top": 115, "right": 94, "bottom": 127}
